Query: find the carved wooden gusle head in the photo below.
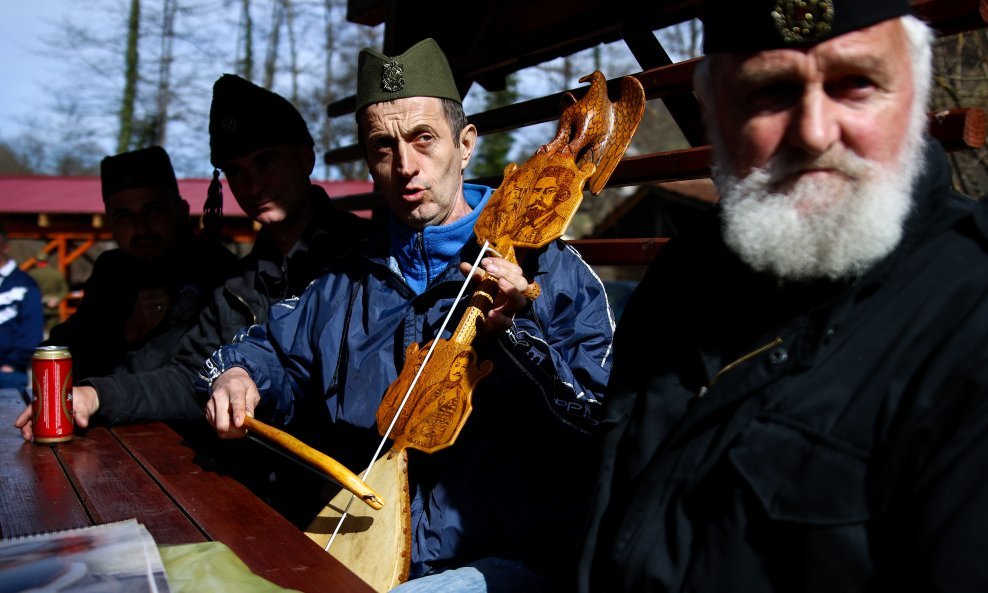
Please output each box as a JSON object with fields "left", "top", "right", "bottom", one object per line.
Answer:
{"left": 475, "top": 70, "right": 645, "bottom": 257}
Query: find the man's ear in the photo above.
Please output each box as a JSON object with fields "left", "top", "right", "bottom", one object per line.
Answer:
{"left": 459, "top": 123, "right": 478, "bottom": 173}
{"left": 177, "top": 198, "right": 191, "bottom": 220}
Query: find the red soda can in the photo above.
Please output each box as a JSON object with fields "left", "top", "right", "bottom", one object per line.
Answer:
{"left": 31, "top": 345, "right": 74, "bottom": 444}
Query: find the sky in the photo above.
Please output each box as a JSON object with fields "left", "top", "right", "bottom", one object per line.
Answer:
{"left": 0, "top": 0, "right": 63, "bottom": 140}
{"left": 0, "top": 0, "right": 558, "bottom": 178}
{"left": 0, "top": 2, "right": 699, "bottom": 179}
{"left": 0, "top": 0, "right": 389, "bottom": 178}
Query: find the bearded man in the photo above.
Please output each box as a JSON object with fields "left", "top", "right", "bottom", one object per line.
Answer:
{"left": 578, "top": 1, "right": 988, "bottom": 591}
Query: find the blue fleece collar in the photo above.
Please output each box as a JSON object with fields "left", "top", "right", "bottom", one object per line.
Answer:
{"left": 389, "top": 183, "right": 493, "bottom": 294}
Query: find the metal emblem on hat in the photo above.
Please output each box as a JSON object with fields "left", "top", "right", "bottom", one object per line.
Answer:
{"left": 221, "top": 116, "right": 238, "bottom": 133}
{"left": 772, "top": 0, "right": 834, "bottom": 43}
{"left": 381, "top": 60, "right": 405, "bottom": 93}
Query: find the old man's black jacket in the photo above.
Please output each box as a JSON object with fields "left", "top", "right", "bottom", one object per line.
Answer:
{"left": 580, "top": 138, "right": 988, "bottom": 592}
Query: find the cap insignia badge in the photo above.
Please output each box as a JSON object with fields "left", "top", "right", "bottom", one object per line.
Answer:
{"left": 220, "top": 116, "right": 238, "bottom": 134}
{"left": 772, "top": 0, "right": 834, "bottom": 43}
{"left": 381, "top": 60, "right": 405, "bottom": 93}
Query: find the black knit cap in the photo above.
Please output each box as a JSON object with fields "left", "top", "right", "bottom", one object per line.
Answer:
{"left": 208, "top": 74, "right": 314, "bottom": 168}
{"left": 100, "top": 145, "right": 179, "bottom": 201}
{"left": 701, "top": 0, "right": 912, "bottom": 54}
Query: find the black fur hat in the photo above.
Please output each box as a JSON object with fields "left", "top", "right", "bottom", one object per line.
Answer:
{"left": 100, "top": 145, "right": 179, "bottom": 201}
{"left": 208, "top": 74, "right": 314, "bottom": 168}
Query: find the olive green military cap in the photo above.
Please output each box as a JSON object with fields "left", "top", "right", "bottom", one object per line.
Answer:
{"left": 356, "top": 38, "right": 461, "bottom": 112}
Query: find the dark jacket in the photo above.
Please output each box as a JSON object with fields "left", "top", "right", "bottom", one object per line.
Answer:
{"left": 200, "top": 184, "right": 614, "bottom": 585}
{"left": 82, "top": 186, "right": 378, "bottom": 425}
{"left": 579, "top": 139, "right": 988, "bottom": 592}
{"left": 46, "top": 233, "right": 237, "bottom": 379}
{"left": 0, "top": 263, "right": 43, "bottom": 372}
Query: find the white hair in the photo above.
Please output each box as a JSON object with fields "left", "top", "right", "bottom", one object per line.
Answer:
{"left": 694, "top": 16, "right": 936, "bottom": 281}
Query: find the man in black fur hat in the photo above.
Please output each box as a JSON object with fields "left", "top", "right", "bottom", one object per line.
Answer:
{"left": 579, "top": 1, "right": 988, "bottom": 591}
{"left": 44, "top": 145, "right": 236, "bottom": 380}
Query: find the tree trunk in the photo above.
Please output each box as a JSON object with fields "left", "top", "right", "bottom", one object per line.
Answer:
{"left": 263, "top": 1, "right": 284, "bottom": 89}
{"left": 283, "top": 0, "right": 299, "bottom": 102}
{"left": 236, "top": 0, "right": 254, "bottom": 79}
{"left": 117, "top": 0, "right": 141, "bottom": 153}
{"left": 153, "top": 0, "right": 177, "bottom": 146}
{"left": 321, "top": 0, "right": 337, "bottom": 179}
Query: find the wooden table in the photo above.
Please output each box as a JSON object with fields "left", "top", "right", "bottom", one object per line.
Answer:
{"left": 0, "top": 388, "right": 375, "bottom": 593}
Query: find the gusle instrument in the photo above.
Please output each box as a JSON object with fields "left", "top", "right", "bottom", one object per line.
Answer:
{"left": 248, "top": 70, "right": 645, "bottom": 592}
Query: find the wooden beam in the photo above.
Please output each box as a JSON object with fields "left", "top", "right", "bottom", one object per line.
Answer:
{"left": 326, "top": 58, "right": 700, "bottom": 166}
{"left": 912, "top": 0, "right": 988, "bottom": 35}
{"left": 608, "top": 147, "right": 712, "bottom": 187}
{"left": 569, "top": 237, "right": 668, "bottom": 266}
{"left": 621, "top": 28, "right": 707, "bottom": 147}
{"left": 928, "top": 108, "right": 987, "bottom": 150}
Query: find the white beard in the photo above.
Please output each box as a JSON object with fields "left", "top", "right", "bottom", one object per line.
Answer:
{"left": 713, "top": 124, "right": 927, "bottom": 282}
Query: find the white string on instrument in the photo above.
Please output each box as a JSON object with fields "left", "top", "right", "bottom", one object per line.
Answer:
{"left": 325, "top": 241, "right": 497, "bottom": 551}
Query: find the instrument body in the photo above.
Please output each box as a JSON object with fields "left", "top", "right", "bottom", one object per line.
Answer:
{"left": 307, "top": 449, "right": 412, "bottom": 589}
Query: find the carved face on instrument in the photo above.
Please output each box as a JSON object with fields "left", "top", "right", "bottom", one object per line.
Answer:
{"left": 505, "top": 169, "right": 534, "bottom": 210}
{"left": 360, "top": 96, "right": 478, "bottom": 230}
{"left": 697, "top": 17, "right": 933, "bottom": 280}
{"left": 531, "top": 176, "right": 559, "bottom": 211}
{"left": 448, "top": 351, "right": 472, "bottom": 383}
{"left": 529, "top": 166, "right": 574, "bottom": 216}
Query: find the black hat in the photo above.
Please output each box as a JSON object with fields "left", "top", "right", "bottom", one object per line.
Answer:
{"left": 356, "top": 38, "right": 461, "bottom": 112}
{"left": 208, "top": 74, "right": 314, "bottom": 168}
{"left": 100, "top": 145, "right": 179, "bottom": 201}
{"left": 701, "top": 0, "right": 912, "bottom": 54}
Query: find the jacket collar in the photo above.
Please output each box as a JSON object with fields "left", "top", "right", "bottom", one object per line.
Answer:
{"left": 387, "top": 183, "right": 493, "bottom": 294}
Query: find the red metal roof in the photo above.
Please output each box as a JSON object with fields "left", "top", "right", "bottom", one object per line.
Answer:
{"left": 0, "top": 175, "right": 374, "bottom": 217}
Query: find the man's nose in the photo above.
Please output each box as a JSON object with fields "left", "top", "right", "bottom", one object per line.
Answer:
{"left": 239, "top": 170, "right": 266, "bottom": 198}
{"left": 786, "top": 86, "right": 839, "bottom": 155}
{"left": 394, "top": 142, "right": 419, "bottom": 178}
{"left": 137, "top": 209, "right": 158, "bottom": 231}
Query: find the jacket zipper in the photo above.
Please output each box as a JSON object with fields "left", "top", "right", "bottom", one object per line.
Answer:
{"left": 416, "top": 232, "right": 431, "bottom": 284}
{"left": 699, "top": 336, "right": 783, "bottom": 397}
{"left": 281, "top": 257, "right": 294, "bottom": 301}
{"left": 225, "top": 286, "right": 258, "bottom": 326}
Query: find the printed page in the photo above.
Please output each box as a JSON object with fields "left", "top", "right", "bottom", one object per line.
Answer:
{"left": 0, "top": 518, "right": 172, "bottom": 593}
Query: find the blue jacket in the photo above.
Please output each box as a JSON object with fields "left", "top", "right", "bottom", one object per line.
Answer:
{"left": 0, "top": 261, "right": 43, "bottom": 372}
{"left": 201, "top": 184, "right": 614, "bottom": 582}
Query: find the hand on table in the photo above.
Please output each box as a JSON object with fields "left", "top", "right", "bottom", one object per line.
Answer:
{"left": 13, "top": 385, "right": 99, "bottom": 441}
